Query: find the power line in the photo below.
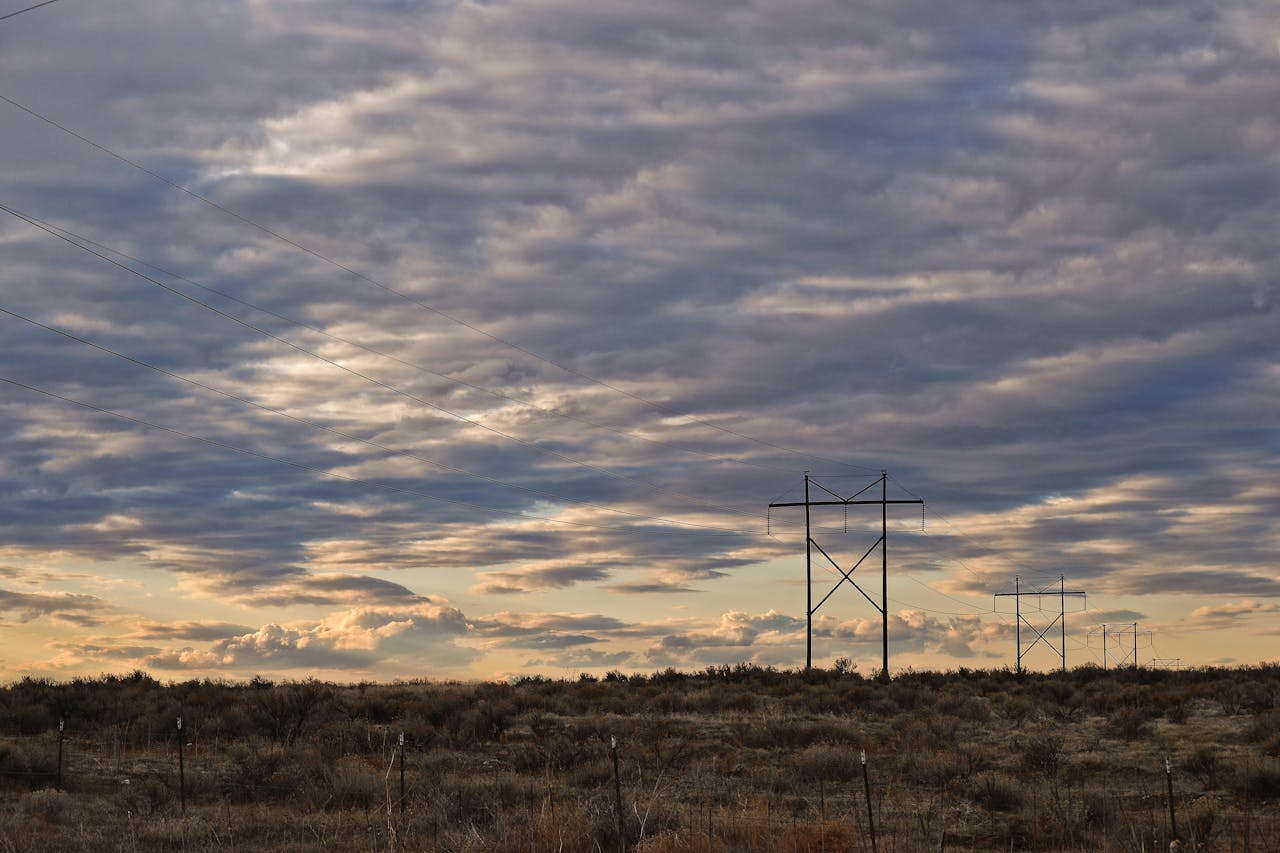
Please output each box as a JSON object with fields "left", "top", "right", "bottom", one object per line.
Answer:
{"left": 0, "top": 374, "right": 755, "bottom": 537}
{"left": 0, "top": 303, "right": 756, "bottom": 534}
{"left": 0, "top": 91, "right": 878, "bottom": 476}
{"left": 900, "top": 574, "right": 992, "bottom": 614}
{"left": 888, "top": 473, "right": 1035, "bottom": 584}
{"left": 0, "top": 200, "right": 759, "bottom": 523}
{"left": 0, "top": 0, "right": 60, "bottom": 22}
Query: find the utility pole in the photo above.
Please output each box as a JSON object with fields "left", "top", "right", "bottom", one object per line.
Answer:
{"left": 769, "top": 471, "right": 923, "bottom": 677}
{"left": 994, "top": 576, "right": 1086, "bottom": 672}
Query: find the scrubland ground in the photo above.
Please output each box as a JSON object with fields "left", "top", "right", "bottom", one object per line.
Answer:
{"left": 1, "top": 665, "right": 1278, "bottom": 851}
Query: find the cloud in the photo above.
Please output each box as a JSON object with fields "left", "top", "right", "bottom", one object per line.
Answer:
{"left": 1178, "top": 600, "right": 1280, "bottom": 632}
{"left": 230, "top": 573, "right": 429, "bottom": 608}
{"left": 472, "top": 563, "right": 613, "bottom": 595}
{"left": 0, "top": 587, "right": 109, "bottom": 626}
{"left": 37, "top": 601, "right": 478, "bottom": 676}
{"left": 1, "top": 0, "right": 1278, "bottom": 677}
{"left": 642, "top": 608, "right": 1009, "bottom": 668}
{"left": 127, "top": 620, "right": 257, "bottom": 642}
{"left": 522, "top": 648, "right": 636, "bottom": 671}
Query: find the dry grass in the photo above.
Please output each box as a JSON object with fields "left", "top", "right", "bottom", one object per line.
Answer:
{"left": 1, "top": 665, "right": 1278, "bottom": 850}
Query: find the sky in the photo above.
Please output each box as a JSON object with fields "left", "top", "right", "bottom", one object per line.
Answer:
{"left": 0, "top": 0, "right": 1276, "bottom": 682}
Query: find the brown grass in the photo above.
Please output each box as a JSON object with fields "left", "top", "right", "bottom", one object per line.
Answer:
{"left": 0, "top": 664, "right": 1278, "bottom": 850}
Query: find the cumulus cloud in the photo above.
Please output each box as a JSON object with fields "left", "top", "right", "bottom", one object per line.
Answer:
{"left": 643, "top": 608, "right": 1008, "bottom": 668}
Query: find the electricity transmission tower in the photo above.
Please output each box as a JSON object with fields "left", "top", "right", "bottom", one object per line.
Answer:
{"left": 1113, "top": 623, "right": 1150, "bottom": 668}
{"left": 994, "top": 576, "right": 1086, "bottom": 673}
{"left": 1087, "top": 622, "right": 1151, "bottom": 668}
{"left": 769, "top": 470, "right": 923, "bottom": 677}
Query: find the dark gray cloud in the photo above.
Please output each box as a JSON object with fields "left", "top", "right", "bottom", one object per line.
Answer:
{"left": 1, "top": 0, "right": 1277, "bottom": 676}
{"left": 0, "top": 587, "right": 108, "bottom": 625}
{"left": 128, "top": 621, "right": 258, "bottom": 642}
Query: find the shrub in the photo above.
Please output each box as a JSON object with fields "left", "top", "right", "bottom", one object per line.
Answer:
{"left": 1244, "top": 709, "right": 1280, "bottom": 756}
{"left": 325, "top": 756, "right": 382, "bottom": 810}
{"left": 1104, "top": 706, "right": 1152, "bottom": 740}
{"left": 970, "top": 774, "right": 1023, "bottom": 812}
{"left": 1000, "top": 697, "right": 1039, "bottom": 726}
{"left": 1230, "top": 761, "right": 1280, "bottom": 801}
{"left": 17, "top": 788, "right": 69, "bottom": 823}
{"left": 1019, "top": 734, "right": 1063, "bottom": 778}
{"left": 220, "top": 741, "right": 290, "bottom": 803}
{"left": 793, "top": 745, "right": 861, "bottom": 782}
{"left": 1080, "top": 789, "right": 1119, "bottom": 831}
{"left": 1181, "top": 746, "right": 1221, "bottom": 789}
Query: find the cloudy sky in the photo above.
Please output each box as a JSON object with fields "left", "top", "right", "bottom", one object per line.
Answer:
{"left": 1, "top": 0, "right": 1276, "bottom": 681}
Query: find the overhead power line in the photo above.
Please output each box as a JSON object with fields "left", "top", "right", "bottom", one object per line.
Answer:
{"left": 0, "top": 374, "right": 756, "bottom": 537}
{"left": 889, "top": 473, "right": 1036, "bottom": 584}
{"left": 0, "top": 0, "right": 61, "bottom": 22}
{"left": 0, "top": 91, "right": 878, "bottom": 476}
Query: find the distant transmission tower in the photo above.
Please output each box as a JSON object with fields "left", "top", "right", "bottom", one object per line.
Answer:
{"left": 1087, "top": 622, "right": 1154, "bottom": 668}
{"left": 994, "top": 576, "right": 1086, "bottom": 672}
{"left": 1110, "top": 622, "right": 1151, "bottom": 668}
{"left": 769, "top": 470, "right": 923, "bottom": 678}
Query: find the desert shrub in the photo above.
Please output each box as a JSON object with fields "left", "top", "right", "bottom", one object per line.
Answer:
{"left": 955, "top": 746, "right": 997, "bottom": 777}
{"left": 251, "top": 679, "right": 334, "bottom": 745}
{"left": 324, "top": 756, "right": 382, "bottom": 810}
{"left": 1245, "top": 684, "right": 1278, "bottom": 713}
{"left": 999, "top": 696, "right": 1039, "bottom": 726}
{"left": 741, "top": 717, "right": 859, "bottom": 750}
{"left": 1230, "top": 760, "right": 1280, "bottom": 801}
{"left": 566, "top": 758, "right": 613, "bottom": 789}
{"left": 1243, "top": 708, "right": 1280, "bottom": 756}
{"left": 793, "top": 744, "right": 861, "bottom": 782}
{"left": 455, "top": 699, "right": 515, "bottom": 744}
{"left": 863, "top": 696, "right": 901, "bottom": 717}
{"left": 17, "top": 788, "right": 69, "bottom": 822}
{"left": 970, "top": 774, "right": 1023, "bottom": 812}
{"left": 0, "top": 741, "right": 56, "bottom": 791}
{"left": 886, "top": 684, "right": 928, "bottom": 712}
{"left": 935, "top": 691, "right": 991, "bottom": 722}
{"left": 1104, "top": 706, "right": 1152, "bottom": 740}
{"left": 311, "top": 718, "right": 365, "bottom": 761}
{"left": 1186, "top": 799, "right": 1217, "bottom": 847}
{"left": 1166, "top": 698, "right": 1191, "bottom": 724}
{"left": 135, "top": 815, "right": 218, "bottom": 848}
{"left": 1181, "top": 746, "right": 1222, "bottom": 789}
{"left": 507, "top": 741, "right": 547, "bottom": 774}
{"left": 1080, "top": 788, "right": 1120, "bottom": 831}
{"left": 221, "top": 741, "right": 292, "bottom": 803}
{"left": 1218, "top": 683, "right": 1247, "bottom": 716}
{"left": 897, "top": 750, "right": 964, "bottom": 789}
{"left": 1019, "top": 734, "right": 1063, "bottom": 778}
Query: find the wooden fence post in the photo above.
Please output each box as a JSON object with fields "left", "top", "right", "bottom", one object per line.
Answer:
{"left": 610, "top": 735, "right": 626, "bottom": 853}
{"left": 398, "top": 732, "right": 406, "bottom": 816}
{"left": 861, "top": 749, "right": 876, "bottom": 853}
{"left": 56, "top": 719, "right": 64, "bottom": 792}
{"left": 176, "top": 716, "right": 186, "bottom": 817}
